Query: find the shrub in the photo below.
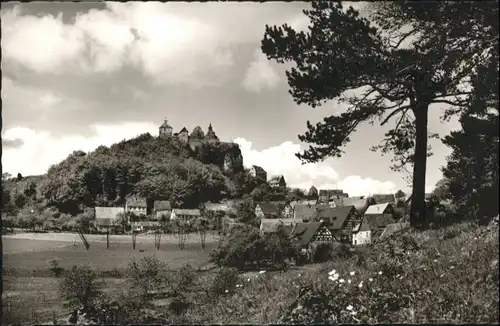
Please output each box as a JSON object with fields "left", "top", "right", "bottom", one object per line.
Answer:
{"left": 175, "top": 263, "right": 197, "bottom": 293}
{"left": 59, "top": 265, "right": 102, "bottom": 310}
{"left": 48, "top": 258, "right": 64, "bottom": 277}
{"left": 127, "top": 255, "right": 170, "bottom": 297}
{"left": 312, "top": 242, "right": 335, "bottom": 263}
{"left": 210, "top": 267, "right": 240, "bottom": 296}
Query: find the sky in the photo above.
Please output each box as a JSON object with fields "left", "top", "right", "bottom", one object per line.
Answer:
{"left": 1, "top": 2, "right": 461, "bottom": 196}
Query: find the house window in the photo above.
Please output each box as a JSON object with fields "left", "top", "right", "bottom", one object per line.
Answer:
{"left": 354, "top": 240, "right": 357, "bottom": 245}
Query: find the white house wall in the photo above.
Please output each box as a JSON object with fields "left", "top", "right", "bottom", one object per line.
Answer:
{"left": 352, "top": 230, "right": 371, "bottom": 245}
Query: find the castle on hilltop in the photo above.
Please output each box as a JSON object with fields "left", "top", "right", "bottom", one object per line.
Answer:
{"left": 159, "top": 119, "right": 220, "bottom": 151}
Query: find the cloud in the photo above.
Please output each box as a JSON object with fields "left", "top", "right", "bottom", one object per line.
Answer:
{"left": 39, "top": 92, "right": 63, "bottom": 107}
{"left": 1, "top": 122, "right": 158, "bottom": 176}
{"left": 234, "top": 137, "right": 397, "bottom": 196}
{"left": 242, "top": 51, "right": 281, "bottom": 92}
{"left": 2, "top": 3, "right": 309, "bottom": 87}
{"left": 2, "top": 138, "right": 24, "bottom": 149}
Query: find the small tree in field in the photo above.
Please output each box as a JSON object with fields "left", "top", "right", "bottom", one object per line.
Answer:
{"left": 59, "top": 265, "right": 102, "bottom": 310}
{"left": 261, "top": 1, "right": 498, "bottom": 227}
{"left": 175, "top": 219, "right": 188, "bottom": 250}
{"left": 194, "top": 217, "right": 209, "bottom": 249}
{"left": 127, "top": 255, "right": 169, "bottom": 297}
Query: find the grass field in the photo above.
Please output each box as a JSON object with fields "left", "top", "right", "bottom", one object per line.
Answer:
{"left": 3, "top": 276, "right": 129, "bottom": 325}
{"left": 2, "top": 232, "right": 220, "bottom": 324}
{"left": 3, "top": 232, "right": 219, "bottom": 273}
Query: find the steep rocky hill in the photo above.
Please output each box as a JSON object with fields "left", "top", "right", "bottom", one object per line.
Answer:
{"left": 2, "top": 133, "right": 257, "bottom": 217}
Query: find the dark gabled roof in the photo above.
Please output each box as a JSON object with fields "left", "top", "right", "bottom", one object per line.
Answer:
{"left": 160, "top": 119, "right": 172, "bottom": 129}
{"left": 314, "top": 206, "right": 356, "bottom": 230}
{"left": 379, "top": 222, "right": 410, "bottom": 240}
{"left": 329, "top": 196, "right": 344, "bottom": 207}
{"left": 290, "top": 200, "right": 318, "bottom": 209}
{"left": 252, "top": 165, "right": 266, "bottom": 173}
{"left": 291, "top": 222, "right": 323, "bottom": 246}
{"left": 363, "top": 213, "right": 398, "bottom": 229}
{"left": 179, "top": 127, "right": 188, "bottom": 133}
{"left": 269, "top": 175, "right": 285, "bottom": 184}
{"left": 260, "top": 218, "right": 297, "bottom": 233}
{"left": 342, "top": 196, "right": 370, "bottom": 209}
{"left": 372, "top": 193, "right": 396, "bottom": 204}
{"left": 256, "top": 202, "right": 280, "bottom": 215}
{"left": 294, "top": 204, "right": 318, "bottom": 222}
{"left": 154, "top": 200, "right": 171, "bottom": 210}
{"left": 319, "top": 189, "right": 344, "bottom": 197}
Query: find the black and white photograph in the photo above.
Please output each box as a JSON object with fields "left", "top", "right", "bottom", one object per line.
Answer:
{"left": 1, "top": 1, "right": 499, "bottom": 324}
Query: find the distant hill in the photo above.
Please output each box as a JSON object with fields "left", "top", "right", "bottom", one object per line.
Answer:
{"left": 2, "top": 133, "right": 259, "bottom": 217}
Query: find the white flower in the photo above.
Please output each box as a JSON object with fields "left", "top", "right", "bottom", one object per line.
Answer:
{"left": 346, "top": 305, "right": 353, "bottom": 311}
{"left": 450, "top": 266, "right": 455, "bottom": 270}
{"left": 339, "top": 278, "right": 345, "bottom": 283}
{"left": 259, "top": 270, "right": 266, "bottom": 274}
{"left": 350, "top": 311, "right": 357, "bottom": 316}
{"left": 247, "top": 278, "right": 251, "bottom": 282}
{"left": 225, "top": 289, "right": 229, "bottom": 293}
{"left": 348, "top": 279, "right": 352, "bottom": 284}
{"left": 350, "top": 271, "right": 355, "bottom": 276}
{"left": 369, "top": 278, "right": 373, "bottom": 282}
{"left": 358, "top": 281, "right": 363, "bottom": 288}
{"left": 329, "top": 269, "right": 337, "bottom": 276}
{"left": 433, "top": 259, "right": 438, "bottom": 263}
{"left": 378, "top": 271, "right": 382, "bottom": 275}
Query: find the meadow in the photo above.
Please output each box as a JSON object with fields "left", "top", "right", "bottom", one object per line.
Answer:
{"left": 3, "top": 232, "right": 219, "bottom": 274}
{"left": 2, "top": 232, "right": 219, "bottom": 324}
{"left": 3, "top": 222, "right": 499, "bottom": 325}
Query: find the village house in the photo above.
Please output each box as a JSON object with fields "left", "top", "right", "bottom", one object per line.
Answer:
{"left": 153, "top": 200, "right": 171, "bottom": 220}
{"left": 203, "top": 202, "right": 235, "bottom": 229}
{"left": 159, "top": 119, "right": 173, "bottom": 137}
{"left": 175, "top": 127, "right": 189, "bottom": 143}
{"left": 290, "top": 222, "right": 334, "bottom": 248}
{"left": 125, "top": 197, "right": 148, "bottom": 216}
{"left": 131, "top": 221, "right": 161, "bottom": 233}
{"left": 372, "top": 193, "right": 397, "bottom": 205}
{"left": 203, "top": 202, "right": 234, "bottom": 215}
{"left": 364, "top": 202, "right": 397, "bottom": 218}
{"left": 352, "top": 205, "right": 399, "bottom": 245}
{"left": 290, "top": 199, "right": 318, "bottom": 209}
{"left": 94, "top": 206, "right": 125, "bottom": 233}
{"left": 293, "top": 203, "right": 318, "bottom": 222}
{"left": 255, "top": 202, "right": 281, "bottom": 219}
{"left": 314, "top": 205, "right": 358, "bottom": 243}
{"left": 268, "top": 175, "right": 287, "bottom": 192}
{"left": 259, "top": 218, "right": 297, "bottom": 235}
{"left": 221, "top": 199, "right": 246, "bottom": 216}
{"left": 280, "top": 203, "right": 294, "bottom": 218}
{"left": 250, "top": 165, "right": 267, "bottom": 182}
{"left": 343, "top": 196, "right": 377, "bottom": 215}
{"left": 170, "top": 209, "right": 201, "bottom": 222}
{"left": 318, "top": 189, "right": 345, "bottom": 206}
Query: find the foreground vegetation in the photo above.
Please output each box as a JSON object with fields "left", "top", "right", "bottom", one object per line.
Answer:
{"left": 3, "top": 221, "right": 498, "bottom": 325}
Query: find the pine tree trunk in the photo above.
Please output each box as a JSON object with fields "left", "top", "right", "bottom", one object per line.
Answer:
{"left": 410, "top": 102, "right": 429, "bottom": 228}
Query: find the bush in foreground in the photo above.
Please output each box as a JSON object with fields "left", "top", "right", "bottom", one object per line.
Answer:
{"left": 59, "top": 265, "right": 103, "bottom": 310}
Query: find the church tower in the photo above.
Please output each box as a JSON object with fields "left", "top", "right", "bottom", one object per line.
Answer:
{"left": 159, "top": 118, "right": 173, "bottom": 137}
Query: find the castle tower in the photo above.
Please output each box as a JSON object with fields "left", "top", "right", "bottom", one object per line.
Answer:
{"left": 159, "top": 118, "right": 173, "bottom": 137}
{"left": 205, "top": 122, "right": 219, "bottom": 144}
